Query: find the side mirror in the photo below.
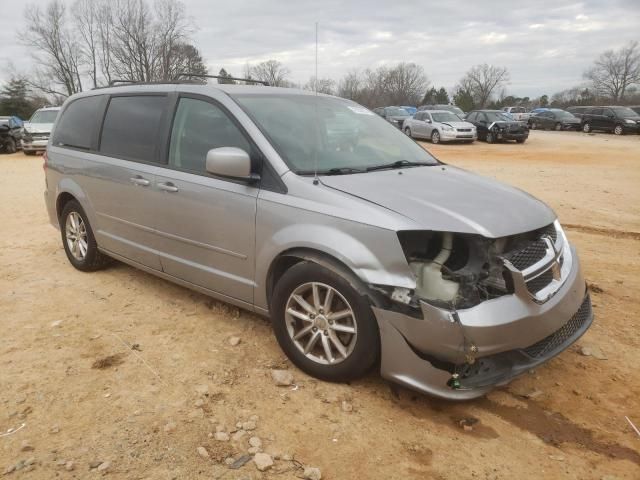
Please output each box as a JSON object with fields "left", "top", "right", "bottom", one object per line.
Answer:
{"left": 205, "top": 147, "right": 258, "bottom": 182}
{"left": 425, "top": 119, "right": 432, "bottom": 123}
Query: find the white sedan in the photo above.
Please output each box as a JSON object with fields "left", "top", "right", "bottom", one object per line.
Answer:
{"left": 403, "top": 110, "right": 477, "bottom": 144}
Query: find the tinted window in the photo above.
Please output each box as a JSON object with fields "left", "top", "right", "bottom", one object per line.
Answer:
{"left": 100, "top": 96, "right": 166, "bottom": 162}
{"left": 169, "top": 97, "right": 251, "bottom": 174}
{"left": 590, "top": 108, "right": 603, "bottom": 115}
{"left": 53, "top": 97, "right": 103, "bottom": 149}
{"left": 466, "top": 112, "right": 476, "bottom": 122}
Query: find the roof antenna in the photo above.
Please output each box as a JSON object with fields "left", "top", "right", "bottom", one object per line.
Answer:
{"left": 313, "top": 21, "right": 320, "bottom": 186}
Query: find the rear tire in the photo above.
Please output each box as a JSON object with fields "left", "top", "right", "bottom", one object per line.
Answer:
{"left": 270, "top": 261, "right": 379, "bottom": 383}
{"left": 60, "top": 200, "right": 112, "bottom": 272}
{"left": 24, "top": 150, "right": 37, "bottom": 156}
{"left": 614, "top": 124, "right": 624, "bottom": 135}
{"left": 555, "top": 122, "right": 562, "bottom": 131}
{"left": 583, "top": 122, "right": 591, "bottom": 133}
{"left": 431, "top": 130, "right": 441, "bottom": 144}
{"left": 530, "top": 121, "right": 537, "bottom": 130}
{"left": 404, "top": 127, "right": 412, "bottom": 138}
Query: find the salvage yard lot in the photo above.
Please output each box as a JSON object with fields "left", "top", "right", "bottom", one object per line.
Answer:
{"left": 1, "top": 130, "right": 639, "bottom": 479}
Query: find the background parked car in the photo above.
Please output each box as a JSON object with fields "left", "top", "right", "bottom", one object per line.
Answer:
{"left": 502, "top": 106, "right": 530, "bottom": 122}
{"left": 401, "top": 106, "right": 417, "bottom": 115}
{"left": 0, "top": 116, "right": 24, "bottom": 153}
{"left": 581, "top": 106, "right": 640, "bottom": 135}
{"left": 22, "top": 106, "right": 60, "bottom": 155}
{"left": 373, "top": 106, "right": 411, "bottom": 129}
{"left": 418, "top": 104, "right": 465, "bottom": 118}
{"left": 629, "top": 105, "right": 640, "bottom": 115}
{"left": 566, "top": 106, "right": 590, "bottom": 120}
{"left": 466, "top": 110, "right": 529, "bottom": 143}
{"left": 403, "top": 110, "right": 476, "bottom": 144}
{"left": 529, "top": 109, "right": 581, "bottom": 131}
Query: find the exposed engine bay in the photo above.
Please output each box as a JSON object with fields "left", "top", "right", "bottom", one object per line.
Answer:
{"left": 396, "top": 224, "right": 558, "bottom": 310}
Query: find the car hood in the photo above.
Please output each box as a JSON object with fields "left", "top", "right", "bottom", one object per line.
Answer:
{"left": 437, "top": 121, "right": 475, "bottom": 129}
{"left": 489, "top": 120, "right": 525, "bottom": 128}
{"left": 24, "top": 122, "right": 54, "bottom": 134}
{"left": 320, "top": 165, "right": 555, "bottom": 238}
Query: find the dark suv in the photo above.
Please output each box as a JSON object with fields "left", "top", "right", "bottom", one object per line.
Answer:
{"left": 581, "top": 106, "right": 640, "bottom": 135}
{"left": 0, "top": 116, "right": 24, "bottom": 153}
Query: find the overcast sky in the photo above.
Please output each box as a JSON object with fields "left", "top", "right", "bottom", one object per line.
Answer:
{"left": 1, "top": 0, "right": 639, "bottom": 97}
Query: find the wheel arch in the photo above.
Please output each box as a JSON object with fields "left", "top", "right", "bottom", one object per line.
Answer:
{"left": 265, "top": 247, "right": 386, "bottom": 314}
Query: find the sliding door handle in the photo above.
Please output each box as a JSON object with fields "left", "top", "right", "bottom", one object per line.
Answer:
{"left": 157, "top": 182, "right": 179, "bottom": 193}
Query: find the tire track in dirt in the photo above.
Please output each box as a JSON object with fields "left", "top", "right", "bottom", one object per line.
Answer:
{"left": 563, "top": 223, "right": 640, "bottom": 241}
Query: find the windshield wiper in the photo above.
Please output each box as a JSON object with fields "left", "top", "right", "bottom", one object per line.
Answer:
{"left": 324, "top": 167, "right": 366, "bottom": 175}
{"left": 365, "top": 160, "right": 432, "bottom": 172}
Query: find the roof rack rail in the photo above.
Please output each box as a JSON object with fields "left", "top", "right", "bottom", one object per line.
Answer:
{"left": 174, "top": 73, "right": 269, "bottom": 86}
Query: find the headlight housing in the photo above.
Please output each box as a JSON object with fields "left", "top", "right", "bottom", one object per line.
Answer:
{"left": 441, "top": 125, "right": 454, "bottom": 132}
{"left": 625, "top": 119, "right": 635, "bottom": 124}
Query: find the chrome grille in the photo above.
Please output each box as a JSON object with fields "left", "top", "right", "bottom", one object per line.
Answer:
{"left": 523, "top": 294, "right": 592, "bottom": 358}
{"left": 526, "top": 270, "right": 554, "bottom": 294}
{"left": 506, "top": 239, "right": 547, "bottom": 270}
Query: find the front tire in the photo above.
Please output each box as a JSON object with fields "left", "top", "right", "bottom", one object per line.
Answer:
{"left": 583, "top": 122, "right": 591, "bottom": 133}
{"left": 555, "top": 122, "right": 562, "bottom": 131}
{"left": 404, "top": 127, "right": 412, "bottom": 138}
{"left": 60, "top": 200, "right": 111, "bottom": 271}
{"left": 271, "top": 261, "right": 379, "bottom": 382}
{"left": 486, "top": 131, "right": 495, "bottom": 143}
{"left": 530, "top": 121, "right": 537, "bottom": 130}
{"left": 431, "top": 130, "right": 441, "bottom": 144}
{"left": 5, "top": 138, "right": 16, "bottom": 154}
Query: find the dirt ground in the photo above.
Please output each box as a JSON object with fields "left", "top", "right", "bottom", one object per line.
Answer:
{"left": 1, "top": 130, "right": 639, "bottom": 479}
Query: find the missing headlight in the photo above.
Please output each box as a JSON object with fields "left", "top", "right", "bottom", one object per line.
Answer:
{"left": 397, "top": 231, "right": 512, "bottom": 309}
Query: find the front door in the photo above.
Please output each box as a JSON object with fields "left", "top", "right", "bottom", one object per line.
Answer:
{"left": 153, "top": 96, "right": 259, "bottom": 304}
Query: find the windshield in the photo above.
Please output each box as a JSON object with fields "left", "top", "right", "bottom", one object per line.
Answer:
{"left": 611, "top": 107, "right": 638, "bottom": 118}
{"left": 233, "top": 94, "right": 438, "bottom": 174}
{"left": 485, "top": 112, "right": 512, "bottom": 122}
{"left": 432, "top": 112, "right": 462, "bottom": 123}
{"left": 386, "top": 107, "right": 409, "bottom": 117}
{"left": 29, "top": 110, "right": 59, "bottom": 124}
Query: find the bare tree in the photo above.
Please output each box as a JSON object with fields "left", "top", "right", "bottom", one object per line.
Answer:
{"left": 73, "top": 0, "right": 100, "bottom": 88}
{"left": 584, "top": 41, "right": 640, "bottom": 101}
{"left": 23, "top": 0, "right": 83, "bottom": 96}
{"left": 249, "top": 60, "right": 291, "bottom": 87}
{"left": 458, "top": 64, "right": 510, "bottom": 108}
{"left": 154, "top": 0, "right": 191, "bottom": 80}
{"left": 303, "top": 76, "right": 335, "bottom": 95}
{"left": 384, "top": 62, "right": 429, "bottom": 106}
{"left": 165, "top": 43, "right": 207, "bottom": 80}
{"left": 337, "top": 70, "right": 362, "bottom": 101}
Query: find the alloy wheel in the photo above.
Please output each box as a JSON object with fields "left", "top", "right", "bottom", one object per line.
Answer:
{"left": 431, "top": 131, "right": 440, "bottom": 144}
{"left": 284, "top": 282, "right": 357, "bottom": 365}
{"left": 65, "top": 212, "right": 88, "bottom": 261}
{"left": 614, "top": 125, "right": 623, "bottom": 135}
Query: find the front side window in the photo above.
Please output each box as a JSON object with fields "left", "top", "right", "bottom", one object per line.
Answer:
{"left": 53, "top": 97, "right": 103, "bottom": 150}
{"left": 99, "top": 96, "right": 166, "bottom": 163}
{"left": 611, "top": 107, "right": 637, "bottom": 118}
{"left": 233, "top": 94, "right": 437, "bottom": 174}
{"left": 168, "top": 97, "right": 251, "bottom": 174}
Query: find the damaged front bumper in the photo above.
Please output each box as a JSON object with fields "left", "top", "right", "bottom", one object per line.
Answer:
{"left": 373, "top": 243, "right": 593, "bottom": 400}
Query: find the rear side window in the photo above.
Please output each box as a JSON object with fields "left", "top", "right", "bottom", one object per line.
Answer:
{"left": 100, "top": 96, "right": 166, "bottom": 163}
{"left": 53, "top": 96, "right": 104, "bottom": 150}
{"left": 168, "top": 97, "right": 252, "bottom": 174}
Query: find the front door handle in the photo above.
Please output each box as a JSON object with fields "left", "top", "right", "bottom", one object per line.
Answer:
{"left": 157, "top": 182, "right": 179, "bottom": 193}
{"left": 130, "top": 176, "right": 150, "bottom": 187}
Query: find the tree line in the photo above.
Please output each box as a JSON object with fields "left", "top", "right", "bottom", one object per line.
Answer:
{"left": 1, "top": 0, "right": 639, "bottom": 118}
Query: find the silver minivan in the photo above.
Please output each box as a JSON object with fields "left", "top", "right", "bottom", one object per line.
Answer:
{"left": 44, "top": 83, "right": 592, "bottom": 400}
